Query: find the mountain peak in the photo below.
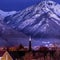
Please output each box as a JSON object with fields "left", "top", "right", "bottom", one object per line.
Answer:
{"left": 4, "top": 0, "right": 60, "bottom": 37}
{"left": 35, "top": 0, "right": 56, "bottom": 12}
{"left": 38, "top": 0, "right": 56, "bottom": 6}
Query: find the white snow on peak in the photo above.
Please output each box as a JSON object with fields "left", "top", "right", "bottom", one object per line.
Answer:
{"left": 34, "top": 14, "right": 40, "bottom": 18}
{"left": 0, "top": 10, "right": 16, "bottom": 17}
{"left": 0, "top": 10, "right": 16, "bottom": 20}
{"left": 3, "top": 0, "right": 60, "bottom": 36}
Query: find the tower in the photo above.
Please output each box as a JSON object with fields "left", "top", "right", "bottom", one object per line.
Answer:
{"left": 29, "top": 36, "right": 32, "bottom": 51}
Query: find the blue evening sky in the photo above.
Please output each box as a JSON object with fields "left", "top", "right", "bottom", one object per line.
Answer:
{"left": 0, "top": 0, "right": 60, "bottom": 11}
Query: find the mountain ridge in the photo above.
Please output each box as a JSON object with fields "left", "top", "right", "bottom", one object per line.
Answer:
{"left": 3, "top": 0, "right": 60, "bottom": 37}
{"left": 0, "top": 0, "right": 60, "bottom": 46}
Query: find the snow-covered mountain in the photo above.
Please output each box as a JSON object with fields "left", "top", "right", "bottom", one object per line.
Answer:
{"left": 0, "top": 0, "right": 60, "bottom": 47}
{"left": 0, "top": 20, "right": 28, "bottom": 47}
{"left": 4, "top": 0, "right": 60, "bottom": 38}
{"left": 0, "top": 10, "right": 16, "bottom": 33}
{"left": 0, "top": 10, "right": 16, "bottom": 20}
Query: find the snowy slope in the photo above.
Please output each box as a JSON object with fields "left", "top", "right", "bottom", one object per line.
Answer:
{"left": 0, "top": 0, "right": 60, "bottom": 47}
{"left": 0, "top": 21, "right": 28, "bottom": 47}
{"left": 4, "top": 0, "right": 60, "bottom": 37}
{"left": 0, "top": 10, "right": 16, "bottom": 20}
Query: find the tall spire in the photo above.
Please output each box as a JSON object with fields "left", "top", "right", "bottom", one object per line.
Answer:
{"left": 29, "top": 36, "right": 32, "bottom": 51}
{"left": 29, "top": 35, "right": 32, "bottom": 41}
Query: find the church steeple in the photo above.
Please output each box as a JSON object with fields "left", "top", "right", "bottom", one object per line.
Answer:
{"left": 29, "top": 36, "right": 32, "bottom": 51}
